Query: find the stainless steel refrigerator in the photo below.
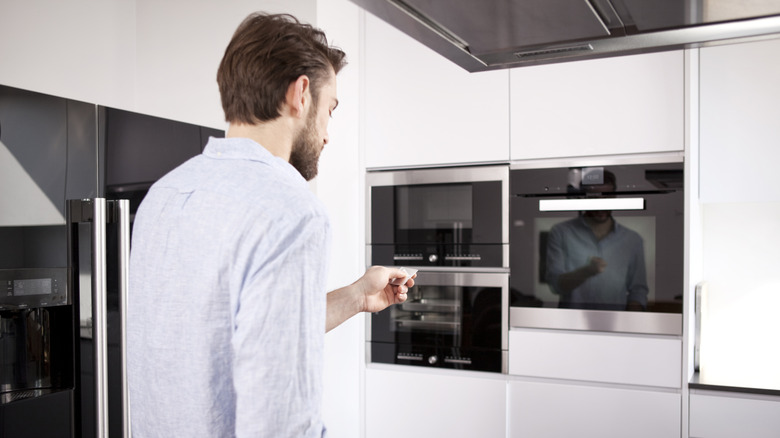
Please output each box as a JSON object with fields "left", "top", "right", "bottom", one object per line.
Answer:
{"left": 1, "top": 84, "right": 222, "bottom": 437}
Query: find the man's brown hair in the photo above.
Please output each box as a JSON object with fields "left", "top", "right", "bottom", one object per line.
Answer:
{"left": 217, "top": 12, "right": 347, "bottom": 124}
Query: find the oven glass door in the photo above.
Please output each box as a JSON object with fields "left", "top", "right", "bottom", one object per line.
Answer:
{"left": 370, "top": 272, "right": 507, "bottom": 372}
{"left": 510, "top": 190, "right": 683, "bottom": 314}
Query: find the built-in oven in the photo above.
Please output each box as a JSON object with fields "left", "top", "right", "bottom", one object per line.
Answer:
{"left": 367, "top": 165, "right": 509, "bottom": 270}
{"left": 509, "top": 156, "right": 684, "bottom": 335}
{"left": 368, "top": 271, "right": 508, "bottom": 373}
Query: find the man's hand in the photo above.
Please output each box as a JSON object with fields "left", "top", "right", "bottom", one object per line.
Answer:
{"left": 357, "top": 266, "right": 416, "bottom": 313}
{"left": 587, "top": 256, "right": 607, "bottom": 275}
{"left": 326, "top": 266, "right": 416, "bottom": 332}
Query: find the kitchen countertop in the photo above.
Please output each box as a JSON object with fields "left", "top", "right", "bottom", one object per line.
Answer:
{"left": 690, "top": 372, "right": 780, "bottom": 397}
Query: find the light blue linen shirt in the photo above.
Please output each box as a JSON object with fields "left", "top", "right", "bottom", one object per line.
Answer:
{"left": 545, "top": 215, "right": 648, "bottom": 309}
{"left": 127, "top": 137, "right": 331, "bottom": 437}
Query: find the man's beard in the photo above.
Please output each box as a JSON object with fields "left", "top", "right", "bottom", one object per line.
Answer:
{"left": 289, "top": 109, "right": 322, "bottom": 181}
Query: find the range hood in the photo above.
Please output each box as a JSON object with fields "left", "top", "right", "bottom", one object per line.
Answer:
{"left": 350, "top": 0, "right": 780, "bottom": 71}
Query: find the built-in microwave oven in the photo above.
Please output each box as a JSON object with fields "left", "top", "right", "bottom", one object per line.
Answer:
{"left": 366, "top": 165, "right": 509, "bottom": 270}
{"left": 509, "top": 156, "right": 684, "bottom": 335}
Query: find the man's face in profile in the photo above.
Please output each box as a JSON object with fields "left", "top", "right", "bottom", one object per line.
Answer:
{"left": 289, "top": 70, "right": 338, "bottom": 181}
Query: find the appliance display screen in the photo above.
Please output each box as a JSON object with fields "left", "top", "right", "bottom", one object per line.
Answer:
{"left": 13, "top": 278, "right": 52, "bottom": 296}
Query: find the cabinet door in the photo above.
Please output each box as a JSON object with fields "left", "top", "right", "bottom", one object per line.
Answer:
{"left": 510, "top": 50, "right": 684, "bottom": 160}
{"left": 689, "top": 391, "right": 780, "bottom": 438}
{"left": 508, "top": 380, "right": 681, "bottom": 438}
{"left": 699, "top": 38, "right": 780, "bottom": 203}
{"left": 363, "top": 13, "right": 510, "bottom": 169}
{"left": 365, "top": 366, "right": 506, "bottom": 438}
{"left": 508, "top": 329, "right": 682, "bottom": 388}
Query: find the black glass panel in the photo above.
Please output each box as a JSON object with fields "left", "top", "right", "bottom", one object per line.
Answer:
{"left": 510, "top": 163, "right": 684, "bottom": 313}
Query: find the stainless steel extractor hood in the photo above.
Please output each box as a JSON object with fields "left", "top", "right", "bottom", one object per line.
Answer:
{"left": 350, "top": 0, "right": 780, "bottom": 71}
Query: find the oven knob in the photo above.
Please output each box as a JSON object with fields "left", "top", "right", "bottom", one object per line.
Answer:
{"left": 428, "top": 355, "right": 438, "bottom": 365}
{"left": 428, "top": 254, "right": 438, "bottom": 263}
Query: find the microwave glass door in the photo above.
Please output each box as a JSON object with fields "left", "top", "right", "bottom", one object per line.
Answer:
{"left": 395, "top": 183, "right": 473, "bottom": 245}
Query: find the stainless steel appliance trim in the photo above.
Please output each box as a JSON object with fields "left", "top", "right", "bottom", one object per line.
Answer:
{"left": 539, "top": 197, "right": 646, "bottom": 211}
{"left": 444, "top": 255, "right": 482, "bottom": 261}
{"left": 479, "top": 15, "right": 780, "bottom": 69}
{"left": 412, "top": 271, "right": 508, "bottom": 288}
{"left": 396, "top": 318, "right": 461, "bottom": 331}
{"left": 509, "top": 307, "right": 682, "bottom": 336}
{"left": 387, "top": 0, "right": 473, "bottom": 54}
{"left": 378, "top": 265, "right": 510, "bottom": 274}
{"left": 583, "top": 0, "right": 610, "bottom": 34}
{"left": 510, "top": 152, "right": 684, "bottom": 170}
{"left": 393, "top": 255, "right": 424, "bottom": 261}
{"left": 397, "top": 353, "right": 424, "bottom": 361}
{"left": 366, "top": 164, "right": 509, "bottom": 187}
{"left": 118, "top": 199, "right": 131, "bottom": 438}
{"left": 401, "top": 298, "right": 460, "bottom": 312}
{"left": 92, "top": 198, "right": 109, "bottom": 438}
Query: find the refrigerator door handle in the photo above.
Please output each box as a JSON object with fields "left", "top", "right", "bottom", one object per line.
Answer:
{"left": 117, "top": 199, "right": 131, "bottom": 438}
{"left": 91, "top": 198, "right": 110, "bottom": 438}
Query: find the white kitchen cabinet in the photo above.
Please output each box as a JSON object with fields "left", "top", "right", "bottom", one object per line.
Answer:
{"left": 509, "top": 50, "right": 684, "bottom": 160}
{"left": 363, "top": 12, "right": 510, "bottom": 169}
{"left": 508, "top": 379, "right": 681, "bottom": 438}
{"left": 364, "top": 365, "right": 506, "bottom": 438}
{"left": 699, "top": 37, "right": 780, "bottom": 203}
{"left": 689, "top": 390, "right": 780, "bottom": 438}
{"left": 508, "top": 329, "right": 682, "bottom": 388}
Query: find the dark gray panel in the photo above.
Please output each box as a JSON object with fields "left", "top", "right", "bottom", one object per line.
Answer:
{"left": 102, "top": 107, "right": 202, "bottom": 189}
{"left": 66, "top": 99, "right": 98, "bottom": 200}
{"left": 0, "top": 226, "right": 66, "bottom": 269}
{"left": 0, "top": 85, "right": 67, "bottom": 216}
{"left": 405, "top": 0, "right": 611, "bottom": 54}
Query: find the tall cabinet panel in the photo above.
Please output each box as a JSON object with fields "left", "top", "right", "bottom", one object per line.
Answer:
{"left": 696, "top": 37, "right": 780, "bottom": 394}
{"left": 363, "top": 12, "right": 510, "bottom": 169}
{"left": 510, "top": 50, "right": 685, "bottom": 160}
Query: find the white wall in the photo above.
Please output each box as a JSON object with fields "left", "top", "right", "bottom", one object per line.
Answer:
{"left": 313, "top": 1, "right": 365, "bottom": 437}
{"left": 133, "top": 0, "right": 316, "bottom": 128}
{"left": 0, "top": 0, "right": 316, "bottom": 129}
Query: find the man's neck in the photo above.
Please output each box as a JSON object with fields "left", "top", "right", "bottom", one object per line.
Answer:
{"left": 226, "top": 120, "right": 294, "bottom": 161}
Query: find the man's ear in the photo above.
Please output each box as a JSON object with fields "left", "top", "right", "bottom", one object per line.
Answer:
{"left": 286, "top": 75, "right": 310, "bottom": 118}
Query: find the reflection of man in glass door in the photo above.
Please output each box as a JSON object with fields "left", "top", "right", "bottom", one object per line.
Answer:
{"left": 544, "top": 170, "right": 648, "bottom": 311}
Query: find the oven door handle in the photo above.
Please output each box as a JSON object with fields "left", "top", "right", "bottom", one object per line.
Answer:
{"left": 538, "top": 197, "right": 645, "bottom": 212}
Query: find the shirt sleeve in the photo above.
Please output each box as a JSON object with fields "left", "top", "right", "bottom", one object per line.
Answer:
{"left": 231, "top": 210, "right": 330, "bottom": 438}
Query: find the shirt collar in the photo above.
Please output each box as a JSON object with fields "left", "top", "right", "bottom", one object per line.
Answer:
{"left": 202, "top": 136, "right": 306, "bottom": 185}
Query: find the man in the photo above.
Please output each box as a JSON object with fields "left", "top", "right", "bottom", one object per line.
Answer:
{"left": 127, "top": 12, "right": 414, "bottom": 437}
{"left": 545, "top": 171, "right": 648, "bottom": 310}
